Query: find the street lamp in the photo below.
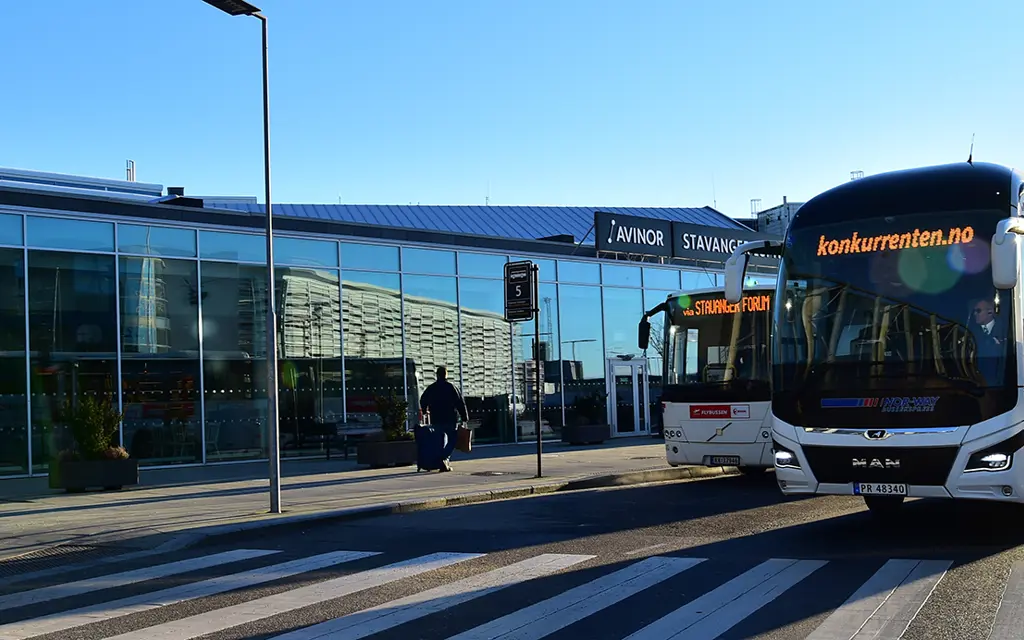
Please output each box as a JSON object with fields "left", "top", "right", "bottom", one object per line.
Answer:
{"left": 202, "top": 0, "right": 282, "bottom": 514}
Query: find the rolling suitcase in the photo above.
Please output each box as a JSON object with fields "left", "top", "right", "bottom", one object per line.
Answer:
{"left": 414, "top": 424, "right": 447, "bottom": 472}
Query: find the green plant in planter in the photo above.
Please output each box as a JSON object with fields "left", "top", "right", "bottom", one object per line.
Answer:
{"left": 375, "top": 391, "right": 413, "bottom": 441}
{"left": 56, "top": 394, "right": 128, "bottom": 462}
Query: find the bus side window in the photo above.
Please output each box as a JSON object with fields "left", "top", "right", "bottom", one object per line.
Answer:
{"left": 685, "top": 328, "right": 700, "bottom": 383}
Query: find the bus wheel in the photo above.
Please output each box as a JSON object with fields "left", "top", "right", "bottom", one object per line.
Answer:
{"left": 863, "top": 495, "right": 904, "bottom": 516}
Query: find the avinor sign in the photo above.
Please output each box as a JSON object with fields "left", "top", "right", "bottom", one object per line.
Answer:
{"left": 594, "top": 211, "right": 779, "bottom": 263}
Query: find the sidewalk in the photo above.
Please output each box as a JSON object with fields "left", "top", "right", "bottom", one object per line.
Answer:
{"left": 0, "top": 438, "right": 735, "bottom": 571}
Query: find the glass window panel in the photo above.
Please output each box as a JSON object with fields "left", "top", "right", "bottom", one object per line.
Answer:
{"left": 681, "top": 269, "right": 718, "bottom": 291}
{"left": 403, "top": 247, "right": 456, "bottom": 275}
{"left": 404, "top": 275, "right": 460, "bottom": 422}
{"left": 458, "top": 252, "right": 507, "bottom": 278}
{"left": 199, "top": 230, "right": 266, "bottom": 262}
{"left": 557, "top": 284, "right": 605, "bottom": 427}
{"left": 200, "top": 261, "right": 269, "bottom": 462}
{"left": 513, "top": 282, "right": 562, "bottom": 442}
{"left": 557, "top": 260, "right": 600, "bottom": 284}
{"left": 28, "top": 251, "right": 118, "bottom": 472}
{"left": 119, "top": 257, "right": 201, "bottom": 465}
{"left": 603, "top": 287, "right": 644, "bottom": 358}
{"left": 276, "top": 267, "right": 343, "bottom": 456}
{"left": 0, "top": 249, "right": 27, "bottom": 476}
{"left": 341, "top": 271, "right": 404, "bottom": 427}
{"left": 643, "top": 267, "right": 681, "bottom": 291}
{"left": 0, "top": 214, "right": 22, "bottom": 246}
{"left": 602, "top": 264, "right": 641, "bottom": 287}
{"left": 118, "top": 224, "right": 196, "bottom": 257}
{"left": 27, "top": 216, "right": 114, "bottom": 252}
{"left": 458, "top": 277, "right": 514, "bottom": 444}
{"left": 274, "top": 237, "right": 339, "bottom": 268}
{"left": 510, "top": 256, "right": 555, "bottom": 282}
{"left": 643, "top": 289, "right": 669, "bottom": 435}
{"left": 340, "top": 242, "right": 399, "bottom": 271}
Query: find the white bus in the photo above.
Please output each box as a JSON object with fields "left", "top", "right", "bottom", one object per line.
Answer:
{"left": 639, "top": 284, "right": 775, "bottom": 475}
{"left": 723, "top": 161, "right": 1024, "bottom": 515}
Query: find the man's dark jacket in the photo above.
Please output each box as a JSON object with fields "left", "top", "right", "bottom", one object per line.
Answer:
{"left": 419, "top": 379, "right": 468, "bottom": 425}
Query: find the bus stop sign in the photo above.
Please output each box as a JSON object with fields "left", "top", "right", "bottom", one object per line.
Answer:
{"left": 504, "top": 261, "right": 535, "bottom": 322}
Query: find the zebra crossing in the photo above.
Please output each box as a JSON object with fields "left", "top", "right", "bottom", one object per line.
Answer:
{"left": 0, "top": 545, "right": 1020, "bottom": 639}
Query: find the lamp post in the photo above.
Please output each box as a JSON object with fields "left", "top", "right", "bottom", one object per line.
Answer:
{"left": 202, "top": 0, "right": 281, "bottom": 514}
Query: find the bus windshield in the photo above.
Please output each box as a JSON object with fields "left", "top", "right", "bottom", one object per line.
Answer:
{"left": 774, "top": 209, "right": 1017, "bottom": 428}
{"left": 663, "top": 290, "right": 772, "bottom": 402}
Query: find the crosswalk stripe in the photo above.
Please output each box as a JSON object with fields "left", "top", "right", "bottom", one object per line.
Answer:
{"left": 0, "top": 549, "right": 277, "bottom": 613}
{"left": 446, "top": 556, "right": 706, "bottom": 640}
{"left": 269, "top": 553, "right": 596, "bottom": 640}
{"left": 624, "top": 558, "right": 828, "bottom": 640}
{"left": 807, "top": 559, "right": 950, "bottom": 640}
{"left": 0, "top": 550, "right": 377, "bottom": 640}
{"left": 987, "top": 562, "right": 1024, "bottom": 640}
{"left": 99, "top": 551, "right": 482, "bottom": 640}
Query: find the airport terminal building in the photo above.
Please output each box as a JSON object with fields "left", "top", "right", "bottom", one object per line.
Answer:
{"left": 0, "top": 168, "right": 778, "bottom": 478}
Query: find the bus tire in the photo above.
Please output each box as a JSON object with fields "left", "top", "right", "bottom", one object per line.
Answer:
{"left": 863, "top": 495, "right": 904, "bottom": 516}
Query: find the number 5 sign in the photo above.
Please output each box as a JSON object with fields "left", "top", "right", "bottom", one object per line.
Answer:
{"left": 504, "top": 260, "right": 536, "bottom": 322}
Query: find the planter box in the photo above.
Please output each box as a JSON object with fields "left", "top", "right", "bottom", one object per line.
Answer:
{"left": 48, "top": 459, "right": 140, "bottom": 492}
{"left": 356, "top": 439, "right": 417, "bottom": 468}
{"left": 561, "top": 423, "right": 610, "bottom": 445}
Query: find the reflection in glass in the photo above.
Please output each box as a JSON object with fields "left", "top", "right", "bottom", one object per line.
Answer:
{"left": 119, "top": 257, "right": 201, "bottom": 465}
{"left": 681, "top": 269, "right": 717, "bottom": 291}
{"left": 199, "top": 231, "right": 266, "bottom": 263}
{"left": 602, "top": 287, "right": 643, "bottom": 358}
{"left": 513, "top": 283, "right": 562, "bottom": 441}
{"left": 118, "top": 225, "right": 196, "bottom": 257}
{"left": 28, "top": 251, "right": 118, "bottom": 471}
{"left": 404, "top": 275, "right": 460, "bottom": 421}
{"left": 510, "top": 256, "right": 556, "bottom": 282}
{"left": 602, "top": 264, "right": 641, "bottom": 287}
{"left": 341, "top": 271, "right": 404, "bottom": 426}
{"left": 0, "top": 250, "right": 27, "bottom": 475}
{"left": 200, "top": 261, "right": 268, "bottom": 462}
{"left": 276, "top": 267, "right": 343, "bottom": 456}
{"left": 557, "top": 284, "right": 604, "bottom": 427}
{"left": 643, "top": 289, "right": 670, "bottom": 434}
{"left": 557, "top": 260, "right": 600, "bottom": 284}
{"left": 27, "top": 217, "right": 114, "bottom": 252}
{"left": 643, "top": 267, "right": 680, "bottom": 291}
{"left": 274, "top": 237, "right": 339, "bottom": 268}
{"left": 458, "top": 278, "right": 514, "bottom": 444}
{"left": 458, "top": 252, "right": 507, "bottom": 278}
{"left": 341, "top": 242, "right": 399, "bottom": 271}
{"left": 0, "top": 214, "right": 23, "bottom": 246}
{"left": 403, "top": 247, "right": 456, "bottom": 275}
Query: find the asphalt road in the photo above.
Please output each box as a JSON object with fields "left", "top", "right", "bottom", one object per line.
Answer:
{"left": 4, "top": 471, "right": 1024, "bottom": 640}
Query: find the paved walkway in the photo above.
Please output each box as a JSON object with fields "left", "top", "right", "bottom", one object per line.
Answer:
{"left": 0, "top": 438, "right": 733, "bottom": 565}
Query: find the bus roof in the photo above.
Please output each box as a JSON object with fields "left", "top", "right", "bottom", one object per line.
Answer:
{"left": 791, "top": 162, "right": 1022, "bottom": 231}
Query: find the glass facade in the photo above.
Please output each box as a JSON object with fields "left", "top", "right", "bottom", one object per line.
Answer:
{"left": 0, "top": 210, "right": 771, "bottom": 476}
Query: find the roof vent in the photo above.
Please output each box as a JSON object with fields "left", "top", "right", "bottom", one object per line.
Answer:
{"left": 167, "top": 187, "right": 185, "bottom": 196}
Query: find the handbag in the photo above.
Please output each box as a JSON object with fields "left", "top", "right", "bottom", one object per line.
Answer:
{"left": 455, "top": 424, "right": 473, "bottom": 453}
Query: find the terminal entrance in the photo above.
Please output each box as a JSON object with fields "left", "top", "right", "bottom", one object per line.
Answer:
{"left": 605, "top": 357, "right": 650, "bottom": 437}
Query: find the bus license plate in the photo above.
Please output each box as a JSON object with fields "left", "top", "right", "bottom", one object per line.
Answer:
{"left": 854, "top": 482, "right": 907, "bottom": 496}
{"left": 708, "top": 455, "right": 741, "bottom": 466}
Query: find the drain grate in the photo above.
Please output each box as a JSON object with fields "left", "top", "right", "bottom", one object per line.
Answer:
{"left": 470, "top": 471, "right": 526, "bottom": 477}
{"left": 0, "top": 545, "right": 125, "bottom": 578}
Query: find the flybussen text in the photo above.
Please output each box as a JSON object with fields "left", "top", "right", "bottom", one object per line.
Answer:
{"left": 682, "top": 294, "right": 771, "bottom": 317}
{"left": 817, "top": 226, "right": 975, "bottom": 256}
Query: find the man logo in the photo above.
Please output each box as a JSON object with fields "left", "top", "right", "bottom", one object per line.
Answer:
{"left": 852, "top": 458, "right": 900, "bottom": 469}
{"left": 865, "top": 429, "right": 889, "bottom": 440}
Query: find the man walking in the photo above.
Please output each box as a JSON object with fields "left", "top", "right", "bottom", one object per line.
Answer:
{"left": 418, "top": 366, "right": 468, "bottom": 472}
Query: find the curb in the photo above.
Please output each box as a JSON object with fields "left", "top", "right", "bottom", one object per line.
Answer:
{"left": 158, "top": 464, "right": 738, "bottom": 551}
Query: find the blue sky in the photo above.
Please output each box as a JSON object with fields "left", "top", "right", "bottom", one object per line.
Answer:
{"left": 1, "top": 0, "right": 1019, "bottom": 219}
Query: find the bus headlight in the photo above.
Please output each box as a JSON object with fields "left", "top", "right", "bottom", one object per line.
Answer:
{"left": 965, "top": 430, "right": 1024, "bottom": 473}
{"left": 773, "top": 441, "right": 800, "bottom": 469}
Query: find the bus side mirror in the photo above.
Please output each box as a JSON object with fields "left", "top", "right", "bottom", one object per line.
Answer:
{"left": 724, "top": 253, "right": 749, "bottom": 303}
{"left": 992, "top": 218, "right": 1024, "bottom": 289}
{"left": 638, "top": 317, "right": 651, "bottom": 350}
